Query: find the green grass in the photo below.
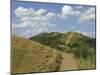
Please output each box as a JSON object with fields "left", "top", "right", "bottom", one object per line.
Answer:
{"left": 12, "top": 35, "right": 62, "bottom": 74}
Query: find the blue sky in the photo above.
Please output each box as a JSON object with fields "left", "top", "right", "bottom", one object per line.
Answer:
{"left": 12, "top": 0, "right": 96, "bottom": 38}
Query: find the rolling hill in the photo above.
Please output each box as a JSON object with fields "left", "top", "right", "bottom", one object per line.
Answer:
{"left": 30, "top": 31, "right": 96, "bottom": 69}
{"left": 30, "top": 32, "right": 96, "bottom": 53}
{"left": 12, "top": 35, "right": 62, "bottom": 74}
{"left": 12, "top": 31, "right": 96, "bottom": 74}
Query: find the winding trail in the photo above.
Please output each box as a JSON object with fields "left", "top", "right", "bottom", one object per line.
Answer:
{"left": 59, "top": 32, "right": 79, "bottom": 71}
{"left": 66, "top": 32, "right": 75, "bottom": 45}
{"left": 59, "top": 52, "right": 79, "bottom": 71}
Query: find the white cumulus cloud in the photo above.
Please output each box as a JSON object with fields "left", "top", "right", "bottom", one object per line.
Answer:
{"left": 46, "top": 12, "right": 56, "bottom": 19}
{"left": 13, "top": 7, "right": 56, "bottom": 38}
{"left": 15, "top": 7, "right": 47, "bottom": 17}
{"left": 79, "top": 7, "right": 95, "bottom": 22}
{"left": 59, "top": 5, "right": 81, "bottom": 19}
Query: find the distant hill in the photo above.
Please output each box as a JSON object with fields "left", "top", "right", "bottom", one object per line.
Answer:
{"left": 30, "top": 32, "right": 63, "bottom": 50}
{"left": 30, "top": 31, "right": 96, "bottom": 53}
{"left": 12, "top": 35, "right": 61, "bottom": 74}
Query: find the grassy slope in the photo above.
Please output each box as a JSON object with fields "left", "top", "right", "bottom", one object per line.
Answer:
{"left": 30, "top": 32, "right": 96, "bottom": 70}
{"left": 30, "top": 32, "right": 95, "bottom": 51}
{"left": 12, "top": 35, "right": 61, "bottom": 74}
{"left": 65, "top": 32, "right": 96, "bottom": 69}
{"left": 30, "top": 32, "right": 64, "bottom": 50}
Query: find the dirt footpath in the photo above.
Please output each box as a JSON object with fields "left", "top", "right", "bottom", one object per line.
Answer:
{"left": 59, "top": 52, "right": 79, "bottom": 71}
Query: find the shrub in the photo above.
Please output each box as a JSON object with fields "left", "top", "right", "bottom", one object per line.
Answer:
{"left": 74, "top": 47, "right": 89, "bottom": 59}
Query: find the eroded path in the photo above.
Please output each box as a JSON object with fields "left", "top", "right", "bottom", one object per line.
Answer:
{"left": 59, "top": 52, "right": 79, "bottom": 71}
{"left": 66, "top": 32, "right": 75, "bottom": 45}
{"left": 59, "top": 32, "right": 79, "bottom": 71}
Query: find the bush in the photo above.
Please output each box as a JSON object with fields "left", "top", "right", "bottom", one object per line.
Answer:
{"left": 74, "top": 47, "right": 89, "bottom": 59}
{"left": 68, "top": 43, "right": 79, "bottom": 48}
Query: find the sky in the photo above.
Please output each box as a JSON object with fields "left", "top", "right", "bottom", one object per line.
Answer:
{"left": 12, "top": 0, "right": 96, "bottom": 38}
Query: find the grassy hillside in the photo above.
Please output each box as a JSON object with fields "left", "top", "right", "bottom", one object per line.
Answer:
{"left": 12, "top": 35, "right": 62, "bottom": 74}
{"left": 30, "top": 32, "right": 95, "bottom": 51}
{"left": 30, "top": 32, "right": 96, "bottom": 69}
{"left": 30, "top": 32, "right": 64, "bottom": 50}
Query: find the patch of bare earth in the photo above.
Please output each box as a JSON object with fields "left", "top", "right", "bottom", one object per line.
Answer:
{"left": 59, "top": 52, "right": 79, "bottom": 71}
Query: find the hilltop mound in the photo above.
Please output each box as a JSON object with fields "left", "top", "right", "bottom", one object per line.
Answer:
{"left": 12, "top": 35, "right": 61, "bottom": 74}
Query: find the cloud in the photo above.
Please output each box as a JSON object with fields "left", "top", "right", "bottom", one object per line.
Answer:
{"left": 13, "top": 7, "right": 57, "bottom": 38}
{"left": 15, "top": 7, "right": 47, "bottom": 17}
{"left": 36, "top": 8, "right": 47, "bottom": 15}
{"left": 59, "top": 5, "right": 81, "bottom": 19}
{"left": 12, "top": 21, "right": 55, "bottom": 37}
{"left": 46, "top": 12, "right": 56, "bottom": 19}
{"left": 79, "top": 7, "right": 95, "bottom": 22}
